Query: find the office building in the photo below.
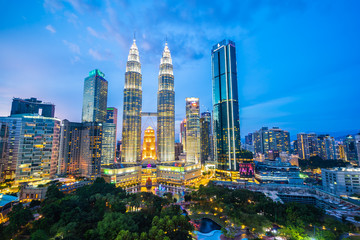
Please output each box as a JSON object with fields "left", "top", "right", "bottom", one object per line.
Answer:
{"left": 58, "top": 120, "right": 83, "bottom": 176}
{"left": 344, "top": 135, "right": 358, "bottom": 161}
{"left": 211, "top": 40, "right": 241, "bottom": 171}
{"left": 80, "top": 122, "right": 103, "bottom": 180}
{"left": 101, "top": 107, "right": 118, "bottom": 165}
{"left": 185, "top": 98, "right": 200, "bottom": 164}
{"left": 174, "top": 142, "right": 183, "bottom": 161}
{"left": 11, "top": 97, "right": 55, "bottom": 118}
{"left": 106, "top": 107, "right": 118, "bottom": 124}
{"left": 142, "top": 126, "right": 157, "bottom": 160}
{"left": 322, "top": 168, "right": 360, "bottom": 195}
{"left": 102, "top": 123, "right": 116, "bottom": 165}
{"left": 253, "top": 127, "right": 290, "bottom": 156}
{"left": 157, "top": 42, "right": 175, "bottom": 162}
{"left": 0, "top": 115, "right": 60, "bottom": 182}
{"left": 296, "top": 133, "right": 317, "bottom": 159}
{"left": 200, "top": 111, "right": 211, "bottom": 164}
{"left": 245, "top": 133, "right": 253, "bottom": 145}
{"left": 317, "top": 135, "right": 336, "bottom": 160}
{"left": 121, "top": 40, "right": 142, "bottom": 163}
{"left": 180, "top": 119, "right": 186, "bottom": 152}
{"left": 356, "top": 133, "right": 360, "bottom": 164}
{"left": 81, "top": 69, "right": 108, "bottom": 123}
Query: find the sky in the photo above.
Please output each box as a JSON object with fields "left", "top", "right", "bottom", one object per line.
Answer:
{"left": 0, "top": 0, "right": 359, "bottom": 141}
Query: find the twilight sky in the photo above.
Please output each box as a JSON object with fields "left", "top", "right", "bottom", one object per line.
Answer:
{"left": 0, "top": 0, "right": 359, "bottom": 141}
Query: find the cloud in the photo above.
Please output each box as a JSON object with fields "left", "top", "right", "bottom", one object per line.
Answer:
{"left": 87, "top": 26, "right": 105, "bottom": 39}
{"left": 45, "top": 24, "right": 56, "bottom": 33}
{"left": 88, "top": 48, "right": 112, "bottom": 61}
{"left": 63, "top": 40, "right": 80, "bottom": 54}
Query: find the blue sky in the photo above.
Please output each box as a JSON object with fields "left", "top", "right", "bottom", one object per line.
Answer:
{"left": 0, "top": 0, "right": 359, "bottom": 141}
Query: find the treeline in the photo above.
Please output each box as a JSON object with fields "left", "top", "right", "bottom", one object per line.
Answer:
{"left": 0, "top": 178, "right": 193, "bottom": 240}
{"left": 299, "top": 156, "right": 347, "bottom": 170}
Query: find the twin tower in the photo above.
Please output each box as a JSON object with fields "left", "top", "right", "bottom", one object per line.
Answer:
{"left": 121, "top": 40, "right": 174, "bottom": 163}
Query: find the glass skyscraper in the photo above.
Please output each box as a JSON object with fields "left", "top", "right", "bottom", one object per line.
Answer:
{"left": 185, "top": 98, "right": 200, "bottom": 164}
{"left": 157, "top": 43, "right": 175, "bottom": 162}
{"left": 81, "top": 69, "right": 108, "bottom": 123}
{"left": 211, "top": 40, "right": 241, "bottom": 171}
{"left": 200, "top": 111, "right": 211, "bottom": 164}
{"left": 102, "top": 108, "right": 117, "bottom": 165}
{"left": 121, "top": 40, "right": 142, "bottom": 163}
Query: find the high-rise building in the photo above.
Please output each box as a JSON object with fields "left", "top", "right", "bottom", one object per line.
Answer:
{"left": 297, "top": 133, "right": 317, "bottom": 159}
{"left": 106, "top": 107, "right": 118, "bottom": 124}
{"left": 185, "top": 98, "right": 200, "bottom": 164}
{"left": 11, "top": 97, "right": 55, "bottom": 117}
{"left": 157, "top": 43, "right": 175, "bottom": 162}
{"left": 180, "top": 119, "right": 186, "bottom": 152}
{"left": 116, "top": 140, "right": 122, "bottom": 160}
{"left": 245, "top": 133, "right": 253, "bottom": 145}
{"left": 200, "top": 111, "right": 211, "bottom": 164}
{"left": 80, "top": 122, "right": 102, "bottom": 180}
{"left": 253, "top": 127, "right": 290, "bottom": 156}
{"left": 317, "top": 135, "right": 336, "bottom": 160}
{"left": 101, "top": 107, "right": 118, "bottom": 165}
{"left": 121, "top": 40, "right": 142, "bottom": 163}
{"left": 142, "top": 126, "right": 157, "bottom": 160}
{"left": 102, "top": 123, "right": 116, "bottom": 165}
{"left": 0, "top": 115, "right": 60, "bottom": 182}
{"left": 356, "top": 133, "right": 360, "bottom": 164}
{"left": 211, "top": 40, "right": 241, "bottom": 171}
{"left": 58, "top": 120, "right": 83, "bottom": 176}
{"left": 174, "top": 142, "right": 183, "bottom": 160}
{"left": 82, "top": 69, "right": 108, "bottom": 123}
{"left": 344, "top": 135, "right": 358, "bottom": 161}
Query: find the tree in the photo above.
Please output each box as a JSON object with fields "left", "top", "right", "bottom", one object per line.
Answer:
{"left": 97, "top": 212, "right": 138, "bottom": 240}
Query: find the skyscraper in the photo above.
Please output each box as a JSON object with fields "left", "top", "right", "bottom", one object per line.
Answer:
{"left": 11, "top": 97, "right": 55, "bottom": 117}
{"left": 180, "top": 119, "right": 186, "bottom": 152}
{"left": 212, "top": 40, "right": 241, "bottom": 171}
{"left": 297, "top": 133, "right": 317, "bottom": 159}
{"left": 81, "top": 69, "right": 108, "bottom": 123}
{"left": 121, "top": 40, "right": 142, "bottom": 163}
{"left": 102, "top": 108, "right": 117, "bottom": 165}
{"left": 186, "top": 98, "right": 200, "bottom": 164}
{"left": 200, "top": 111, "right": 211, "bottom": 164}
{"left": 317, "top": 134, "right": 336, "bottom": 160}
{"left": 355, "top": 133, "right": 360, "bottom": 164}
{"left": 344, "top": 135, "right": 358, "bottom": 161}
{"left": 58, "top": 120, "right": 83, "bottom": 176}
{"left": 80, "top": 122, "right": 103, "bottom": 180}
{"left": 157, "top": 43, "right": 175, "bottom": 162}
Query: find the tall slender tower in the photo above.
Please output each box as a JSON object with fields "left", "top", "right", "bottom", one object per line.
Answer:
{"left": 211, "top": 40, "right": 241, "bottom": 171}
{"left": 186, "top": 98, "right": 200, "bottom": 164}
{"left": 121, "top": 40, "right": 142, "bottom": 163}
{"left": 157, "top": 43, "right": 175, "bottom": 162}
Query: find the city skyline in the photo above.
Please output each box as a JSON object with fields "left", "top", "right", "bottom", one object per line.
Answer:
{"left": 1, "top": 1, "right": 360, "bottom": 140}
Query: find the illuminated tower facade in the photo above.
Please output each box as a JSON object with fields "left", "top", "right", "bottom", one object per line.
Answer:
{"left": 142, "top": 126, "right": 157, "bottom": 160}
{"left": 186, "top": 98, "right": 200, "bottom": 164}
{"left": 121, "top": 40, "right": 142, "bottom": 163}
{"left": 211, "top": 40, "right": 241, "bottom": 171}
{"left": 157, "top": 43, "right": 175, "bottom": 162}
